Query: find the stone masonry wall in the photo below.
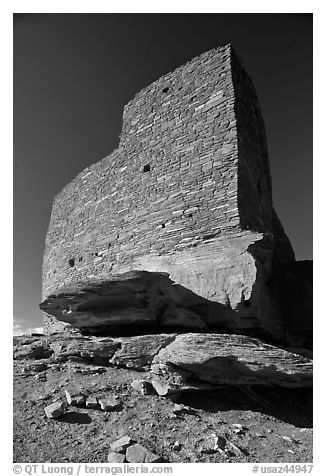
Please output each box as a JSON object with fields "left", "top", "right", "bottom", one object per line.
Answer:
{"left": 43, "top": 45, "right": 241, "bottom": 298}
{"left": 42, "top": 44, "right": 295, "bottom": 337}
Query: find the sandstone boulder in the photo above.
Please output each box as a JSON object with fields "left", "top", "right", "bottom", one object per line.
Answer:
{"left": 40, "top": 271, "right": 246, "bottom": 336}
{"left": 85, "top": 397, "right": 99, "bottom": 409}
{"left": 126, "top": 444, "right": 161, "bottom": 463}
{"left": 110, "top": 435, "right": 133, "bottom": 453}
{"left": 149, "top": 333, "right": 312, "bottom": 394}
{"left": 107, "top": 452, "right": 126, "bottom": 463}
{"left": 44, "top": 401, "right": 65, "bottom": 419}
{"left": 98, "top": 396, "right": 122, "bottom": 412}
{"left": 64, "top": 388, "right": 85, "bottom": 407}
{"left": 131, "top": 379, "right": 152, "bottom": 395}
{"left": 110, "top": 334, "right": 175, "bottom": 370}
{"left": 14, "top": 342, "right": 53, "bottom": 360}
{"left": 49, "top": 336, "right": 119, "bottom": 364}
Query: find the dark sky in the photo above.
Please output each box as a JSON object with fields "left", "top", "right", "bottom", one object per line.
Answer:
{"left": 13, "top": 13, "right": 312, "bottom": 331}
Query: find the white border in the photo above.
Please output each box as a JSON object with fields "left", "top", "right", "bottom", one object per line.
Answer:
{"left": 4, "top": 2, "right": 323, "bottom": 473}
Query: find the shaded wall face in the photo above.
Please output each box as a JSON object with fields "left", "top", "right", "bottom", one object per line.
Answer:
{"left": 231, "top": 49, "right": 295, "bottom": 266}
{"left": 231, "top": 50, "right": 274, "bottom": 235}
{"left": 43, "top": 46, "right": 242, "bottom": 299}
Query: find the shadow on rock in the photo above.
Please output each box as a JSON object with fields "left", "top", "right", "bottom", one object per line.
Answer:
{"left": 60, "top": 411, "right": 92, "bottom": 425}
{"left": 177, "top": 385, "right": 313, "bottom": 428}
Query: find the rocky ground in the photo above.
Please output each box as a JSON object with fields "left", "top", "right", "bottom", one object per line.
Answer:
{"left": 13, "top": 334, "right": 313, "bottom": 463}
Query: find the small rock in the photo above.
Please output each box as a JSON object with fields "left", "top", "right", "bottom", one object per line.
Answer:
{"left": 151, "top": 379, "right": 170, "bottom": 396}
{"left": 85, "top": 397, "right": 99, "bottom": 409}
{"left": 30, "top": 362, "right": 48, "bottom": 372}
{"left": 38, "top": 393, "right": 51, "bottom": 401}
{"left": 173, "top": 403, "right": 197, "bottom": 416}
{"left": 110, "top": 435, "right": 133, "bottom": 453}
{"left": 65, "top": 389, "right": 85, "bottom": 407}
{"left": 44, "top": 401, "right": 65, "bottom": 419}
{"left": 173, "top": 441, "right": 181, "bottom": 451}
{"left": 131, "top": 379, "right": 152, "bottom": 395}
{"left": 126, "top": 444, "right": 161, "bottom": 463}
{"left": 227, "top": 439, "right": 246, "bottom": 456}
{"left": 73, "top": 394, "right": 85, "bottom": 406}
{"left": 145, "top": 450, "right": 161, "bottom": 463}
{"left": 281, "top": 436, "right": 298, "bottom": 444}
{"left": 94, "top": 366, "right": 107, "bottom": 374}
{"left": 48, "top": 364, "right": 61, "bottom": 371}
{"left": 232, "top": 423, "right": 247, "bottom": 434}
{"left": 126, "top": 444, "right": 147, "bottom": 463}
{"left": 200, "top": 448, "right": 216, "bottom": 455}
{"left": 67, "top": 356, "right": 85, "bottom": 363}
{"left": 213, "top": 434, "right": 227, "bottom": 451}
{"left": 99, "top": 396, "right": 122, "bottom": 412}
{"left": 33, "top": 372, "right": 47, "bottom": 380}
{"left": 108, "top": 452, "right": 126, "bottom": 463}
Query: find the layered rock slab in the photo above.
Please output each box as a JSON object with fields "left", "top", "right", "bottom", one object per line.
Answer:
{"left": 149, "top": 333, "right": 312, "bottom": 394}
{"left": 15, "top": 333, "right": 312, "bottom": 391}
{"left": 40, "top": 270, "right": 237, "bottom": 335}
{"left": 40, "top": 257, "right": 295, "bottom": 341}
